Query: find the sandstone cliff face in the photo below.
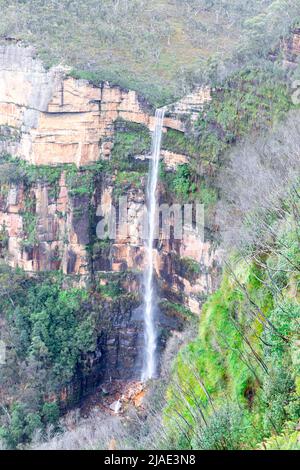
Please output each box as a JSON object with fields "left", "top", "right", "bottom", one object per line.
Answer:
{"left": 0, "top": 42, "right": 220, "bottom": 412}
{"left": 93, "top": 170, "right": 222, "bottom": 315}
{"left": 0, "top": 42, "right": 218, "bottom": 315}
{"left": 169, "top": 86, "right": 211, "bottom": 122}
{"left": 283, "top": 29, "right": 300, "bottom": 66}
{"left": 0, "top": 172, "right": 89, "bottom": 277}
{"left": 0, "top": 166, "right": 221, "bottom": 315}
{"left": 0, "top": 43, "right": 186, "bottom": 167}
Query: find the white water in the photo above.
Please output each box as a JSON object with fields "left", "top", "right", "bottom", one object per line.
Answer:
{"left": 141, "top": 107, "right": 165, "bottom": 382}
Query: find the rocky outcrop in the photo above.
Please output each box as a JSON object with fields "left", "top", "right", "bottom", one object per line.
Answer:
{"left": 0, "top": 42, "right": 212, "bottom": 169}
{"left": 156, "top": 232, "right": 221, "bottom": 315}
{"left": 0, "top": 172, "right": 89, "bottom": 276}
{"left": 0, "top": 167, "right": 221, "bottom": 315}
{"left": 0, "top": 42, "right": 191, "bottom": 167}
{"left": 169, "top": 86, "right": 211, "bottom": 122}
{"left": 283, "top": 29, "right": 300, "bottom": 66}
{"left": 161, "top": 150, "right": 189, "bottom": 170}
{"left": 78, "top": 293, "right": 144, "bottom": 399}
{"left": 291, "top": 30, "right": 300, "bottom": 56}
{"left": 0, "top": 43, "right": 148, "bottom": 166}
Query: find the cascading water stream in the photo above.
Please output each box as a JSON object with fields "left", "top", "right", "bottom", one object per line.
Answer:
{"left": 141, "top": 107, "right": 165, "bottom": 382}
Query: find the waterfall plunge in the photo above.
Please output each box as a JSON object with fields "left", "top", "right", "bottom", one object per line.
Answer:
{"left": 141, "top": 108, "right": 165, "bottom": 382}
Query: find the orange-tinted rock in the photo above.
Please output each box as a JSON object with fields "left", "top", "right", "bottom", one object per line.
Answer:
{"left": 0, "top": 42, "right": 221, "bottom": 314}
{"left": 283, "top": 29, "right": 300, "bottom": 66}
{"left": 0, "top": 44, "right": 196, "bottom": 167}
{"left": 291, "top": 31, "right": 300, "bottom": 56}
{"left": 170, "top": 86, "right": 211, "bottom": 122}
{"left": 161, "top": 150, "right": 189, "bottom": 169}
{"left": 0, "top": 43, "right": 213, "bottom": 168}
{"left": 0, "top": 176, "right": 89, "bottom": 276}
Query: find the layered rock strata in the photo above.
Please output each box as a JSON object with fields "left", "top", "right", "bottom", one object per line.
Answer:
{"left": 0, "top": 42, "right": 219, "bottom": 317}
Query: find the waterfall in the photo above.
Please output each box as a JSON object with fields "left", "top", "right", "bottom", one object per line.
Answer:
{"left": 141, "top": 107, "right": 165, "bottom": 382}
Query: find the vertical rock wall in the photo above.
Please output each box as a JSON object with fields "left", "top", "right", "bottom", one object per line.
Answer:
{"left": 0, "top": 41, "right": 219, "bottom": 316}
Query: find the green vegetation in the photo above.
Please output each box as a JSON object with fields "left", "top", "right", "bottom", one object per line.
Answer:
{"left": 0, "top": 401, "right": 60, "bottom": 449}
{"left": 0, "top": 223, "right": 8, "bottom": 255}
{"left": 66, "top": 167, "right": 95, "bottom": 197}
{"left": 190, "top": 403, "right": 254, "bottom": 450}
{"left": 90, "top": 239, "right": 111, "bottom": 259}
{"left": 0, "top": 125, "right": 20, "bottom": 143}
{"left": 0, "top": 154, "right": 64, "bottom": 200}
{"left": 0, "top": 156, "right": 110, "bottom": 251}
{"left": 158, "top": 98, "right": 300, "bottom": 450}
{"left": 257, "top": 422, "right": 300, "bottom": 450}
{"left": 195, "top": 66, "right": 294, "bottom": 163}
{"left": 160, "top": 163, "right": 196, "bottom": 203}
{"left": 158, "top": 62, "right": 294, "bottom": 229}
{"left": 0, "top": 269, "right": 97, "bottom": 448}
{"left": 162, "top": 130, "right": 199, "bottom": 158}
{"left": 164, "top": 189, "right": 300, "bottom": 450}
{"left": 0, "top": 264, "right": 141, "bottom": 449}
{"left": 0, "top": 270, "right": 95, "bottom": 385}
{"left": 111, "top": 120, "right": 151, "bottom": 171}
{"left": 159, "top": 162, "right": 218, "bottom": 225}
{"left": 171, "top": 254, "right": 202, "bottom": 284}
{"left": 114, "top": 171, "right": 145, "bottom": 198}
{"left": 0, "top": 154, "right": 109, "bottom": 199}
{"left": 95, "top": 271, "right": 139, "bottom": 301}
{"left": 162, "top": 66, "right": 295, "bottom": 174}
{"left": 21, "top": 210, "right": 38, "bottom": 248}
{"left": 108, "top": 120, "right": 151, "bottom": 196}
{"left": 0, "top": 0, "right": 300, "bottom": 452}
{"left": 97, "top": 280, "right": 125, "bottom": 299}
{"left": 1, "top": 1, "right": 298, "bottom": 105}
{"left": 159, "top": 300, "right": 195, "bottom": 322}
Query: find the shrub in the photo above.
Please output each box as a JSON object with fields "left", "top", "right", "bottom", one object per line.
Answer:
{"left": 195, "top": 66, "right": 293, "bottom": 163}
{"left": 111, "top": 119, "right": 151, "bottom": 172}
{"left": 191, "top": 403, "right": 253, "bottom": 450}
{"left": 262, "top": 366, "right": 296, "bottom": 435}
{"left": 258, "top": 422, "right": 300, "bottom": 450}
{"left": 42, "top": 402, "right": 60, "bottom": 426}
{"left": 162, "top": 130, "right": 198, "bottom": 158}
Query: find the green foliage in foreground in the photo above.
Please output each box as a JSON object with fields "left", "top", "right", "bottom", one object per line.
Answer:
{"left": 0, "top": 270, "right": 96, "bottom": 448}
{"left": 257, "top": 422, "right": 300, "bottom": 450}
{"left": 164, "top": 200, "right": 300, "bottom": 450}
